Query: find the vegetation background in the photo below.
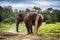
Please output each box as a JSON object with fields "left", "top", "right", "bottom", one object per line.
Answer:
{"left": 0, "top": 6, "right": 60, "bottom": 34}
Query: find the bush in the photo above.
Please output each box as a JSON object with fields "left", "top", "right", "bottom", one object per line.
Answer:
{"left": 46, "top": 20, "right": 56, "bottom": 24}
{"left": 3, "top": 17, "right": 15, "bottom": 24}
{"left": 46, "top": 20, "right": 52, "bottom": 24}
{"left": 50, "top": 29, "right": 60, "bottom": 33}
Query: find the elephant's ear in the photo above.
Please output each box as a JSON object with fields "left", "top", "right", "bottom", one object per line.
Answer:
{"left": 39, "top": 14, "right": 44, "bottom": 21}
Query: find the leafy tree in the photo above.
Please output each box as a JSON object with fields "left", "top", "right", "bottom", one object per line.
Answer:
{"left": 33, "top": 6, "right": 41, "bottom": 11}
{"left": 26, "top": 8, "right": 30, "bottom": 11}
{"left": 0, "top": 6, "right": 16, "bottom": 23}
{"left": 47, "top": 8, "right": 53, "bottom": 11}
{"left": 43, "top": 7, "right": 57, "bottom": 23}
{"left": 53, "top": 9, "right": 60, "bottom": 22}
{"left": 0, "top": 6, "right": 4, "bottom": 22}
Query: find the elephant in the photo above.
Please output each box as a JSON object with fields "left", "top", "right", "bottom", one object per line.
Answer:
{"left": 16, "top": 11, "right": 44, "bottom": 34}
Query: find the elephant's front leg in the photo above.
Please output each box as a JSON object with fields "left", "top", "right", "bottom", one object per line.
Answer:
{"left": 16, "top": 19, "right": 20, "bottom": 32}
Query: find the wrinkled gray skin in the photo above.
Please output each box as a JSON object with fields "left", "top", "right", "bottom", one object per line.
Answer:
{"left": 16, "top": 12, "right": 44, "bottom": 34}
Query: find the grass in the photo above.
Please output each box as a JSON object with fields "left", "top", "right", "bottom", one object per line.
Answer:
{"left": 0, "top": 22, "right": 60, "bottom": 35}
{"left": 0, "top": 24, "right": 12, "bottom": 32}
{"left": 38, "top": 22, "right": 60, "bottom": 34}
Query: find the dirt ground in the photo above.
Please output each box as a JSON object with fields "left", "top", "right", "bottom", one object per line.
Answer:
{"left": 0, "top": 32, "right": 60, "bottom": 40}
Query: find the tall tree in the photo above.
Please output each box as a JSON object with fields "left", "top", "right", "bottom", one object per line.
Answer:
{"left": 0, "top": 6, "right": 3, "bottom": 22}
{"left": 53, "top": 9, "right": 60, "bottom": 22}
{"left": 33, "top": 6, "right": 41, "bottom": 11}
{"left": 46, "top": 8, "right": 53, "bottom": 13}
{"left": 26, "top": 8, "right": 30, "bottom": 11}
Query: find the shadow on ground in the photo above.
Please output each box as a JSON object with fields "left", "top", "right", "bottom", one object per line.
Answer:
{"left": 0, "top": 32, "right": 60, "bottom": 40}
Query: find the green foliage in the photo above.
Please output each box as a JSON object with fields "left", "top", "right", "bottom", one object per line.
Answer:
{"left": 46, "top": 20, "right": 52, "bottom": 24}
{"left": 3, "top": 18, "right": 11, "bottom": 23}
{"left": 42, "top": 7, "right": 59, "bottom": 23}
{"left": 38, "top": 22, "right": 60, "bottom": 34}
{"left": 0, "top": 6, "right": 17, "bottom": 23}
{"left": 33, "top": 6, "right": 41, "bottom": 11}
{"left": 0, "top": 24, "right": 12, "bottom": 32}
{"left": 26, "top": 8, "right": 31, "bottom": 11}
{"left": 0, "top": 6, "right": 60, "bottom": 24}
{"left": 0, "top": 22, "right": 60, "bottom": 34}
{"left": 3, "top": 17, "right": 15, "bottom": 24}
{"left": 53, "top": 9, "right": 60, "bottom": 22}
{"left": 50, "top": 29, "right": 60, "bottom": 33}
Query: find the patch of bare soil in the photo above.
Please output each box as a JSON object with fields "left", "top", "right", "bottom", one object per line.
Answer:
{"left": 0, "top": 32, "right": 60, "bottom": 40}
